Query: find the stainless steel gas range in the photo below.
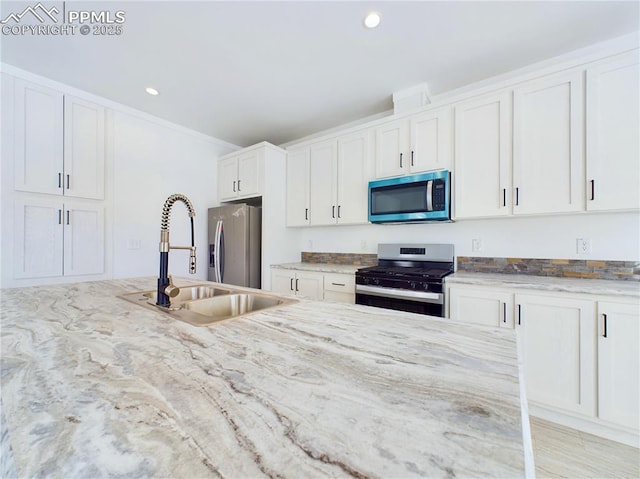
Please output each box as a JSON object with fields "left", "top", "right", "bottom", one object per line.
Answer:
{"left": 355, "top": 244, "right": 454, "bottom": 317}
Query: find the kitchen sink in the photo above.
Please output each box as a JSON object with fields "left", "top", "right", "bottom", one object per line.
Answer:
{"left": 118, "top": 284, "right": 296, "bottom": 326}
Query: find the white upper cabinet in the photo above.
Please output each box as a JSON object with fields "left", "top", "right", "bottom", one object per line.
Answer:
{"left": 586, "top": 51, "right": 640, "bottom": 211}
{"left": 285, "top": 147, "right": 310, "bottom": 226}
{"left": 336, "top": 129, "right": 370, "bottom": 224}
{"left": 513, "top": 71, "right": 585, "bottom": 215}
{"left": 454, "top": 91, "right": 512, "bottom": 218}
{"left": 309, "top": 139, "right": 338, "bottom": 226}
{"left": 375, "top": 108, "right": 452, "bottom": 179}
{"left": 410, "top": 108, "right": 452, "bottom": 173}
{"left": 64, "top": 96, "right": 106, "bottom": 200}
{"left": 218, "top": 149, "right": 260, "bottom": 201}
{"left": 13, "top": 79, "right": 105, "bottom": 200}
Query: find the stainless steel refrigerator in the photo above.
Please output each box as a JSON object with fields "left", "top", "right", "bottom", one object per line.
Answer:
{"left": 208, "top": 204, "right": 261, "bottom": 288}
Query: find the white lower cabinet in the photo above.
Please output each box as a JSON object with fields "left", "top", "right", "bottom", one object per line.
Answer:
{"left": 515, "top": 293, "right": 596, "bottom": 418}
{"left": 448, "top": 285, "right": 513, "bottom": 328}
{"left": 270, "top": 268, "right": 355, "bottom": 304}
{"left": 447, "top": 283, "right": 639, "bottom": 446}
{"left": 596, "top": 301, "right": 640, "bottom": 431}
{"left": 14, "top": 197, "right": 105, "bottom": 279}
{"left": 270, "top": 269, "right": 324, "bottom": 300}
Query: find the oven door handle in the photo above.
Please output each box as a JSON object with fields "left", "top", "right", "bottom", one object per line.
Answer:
{"left": 355, "top": 285, "right": 443, "bottom": 304}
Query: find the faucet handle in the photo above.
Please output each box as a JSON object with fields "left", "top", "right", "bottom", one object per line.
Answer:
{"left": 164, "top": 275, "right": 180, "bottom": 298}
{"left": 189, "top": 247, "right": 197, "bottom": 274}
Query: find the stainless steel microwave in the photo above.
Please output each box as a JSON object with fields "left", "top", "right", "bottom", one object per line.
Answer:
{"left": 368, "top": 170, "right": 451, "bottom": 223}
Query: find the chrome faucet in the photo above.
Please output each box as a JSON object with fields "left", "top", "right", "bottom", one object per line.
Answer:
{"left": 157, "top": 194, "right": 196, "bottom": 307}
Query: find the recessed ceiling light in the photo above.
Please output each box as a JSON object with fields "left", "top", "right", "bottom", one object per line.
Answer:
{"left": 145, "top": 87, "right": 159, "bottom": 96}
{"left": 363, "top": 12, "right": 381, "bottom": 29}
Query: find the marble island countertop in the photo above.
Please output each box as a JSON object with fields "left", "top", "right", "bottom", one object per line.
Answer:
{"left": 1, "top": 278, "right": 531, "bottom": 478}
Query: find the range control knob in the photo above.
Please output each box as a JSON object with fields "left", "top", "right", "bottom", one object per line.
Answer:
{"left": 410, "top": 282, "right": 417, "bottom": 289}
{"left": 373, "top": 278, "right": 380, "bottom": 285}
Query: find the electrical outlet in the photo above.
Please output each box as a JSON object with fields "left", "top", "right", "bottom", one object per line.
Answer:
{"left": 472, "top": 238, "right": 483, "bottom": 252}
{"left": 576, "top": 238, "right": 592, "bottom": 255}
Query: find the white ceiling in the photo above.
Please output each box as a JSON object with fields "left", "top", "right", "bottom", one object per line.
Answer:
{"left": 1, "top": 1, "right": 638, "bottom": 147}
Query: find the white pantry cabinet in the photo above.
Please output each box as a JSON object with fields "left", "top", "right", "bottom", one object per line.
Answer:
{"left": 285, "top": 147, "right": 310, "bottom": 226}
{"left": 586, "top": 51, "right": 640, "bottom": 212}
{"left": 513, "top": 71, "right": 584, "bottom": 215}
{"left": 596, "top": 300, "right": 639, "bottom": 432}
{"left": 13, "top": 79, "right": 106, "bottom": 200}
{"left": 270, "top": 269, "right": 324, "bottom": 300}
{"left": 516, "top": 293, "right": 596, "bottom": 418}
{"left": 374, "top": 108, "right": 452, "bottom": 178}
{"left": 218, "top": 149, "right": 260, "bottom": 201}
{"left": 14, "top": 197, "right": 105, "bottom": 279}
{"left": 448, "top": 285, "right": 514, "bottom": 328}
{"left": 453, "top": 91, "right": 512, "bottom": 218}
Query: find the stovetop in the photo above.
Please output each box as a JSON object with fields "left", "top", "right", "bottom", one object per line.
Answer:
{"left": 356, "top": 265, "right": 453, "bottom": 281}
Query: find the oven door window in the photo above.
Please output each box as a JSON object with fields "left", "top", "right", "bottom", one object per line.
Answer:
{"left": 370, "top": 182, "right": 429, "bottom": 215}
{"left": 356, "top": 293, "right": 444, "bottom": 317}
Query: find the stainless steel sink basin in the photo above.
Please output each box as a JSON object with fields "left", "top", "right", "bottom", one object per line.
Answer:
{"left": 141, "top": 285, "right": 231, "bottom": 304}
{"left": 118, "top": 284, "right": 296, "bottom": 326}
{"left": 183, "top": 294, "right": 285, "bottom": 317}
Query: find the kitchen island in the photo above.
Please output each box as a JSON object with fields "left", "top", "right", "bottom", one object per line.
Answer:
{"left": 1, "top": 278, "right": 532, "bottom": 478}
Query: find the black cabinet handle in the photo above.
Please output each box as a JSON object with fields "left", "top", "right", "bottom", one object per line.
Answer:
{"left": 602, "top": 313, "right": 608, "bottom": 338}
{"left": 290, "top": 278, "right": 294, "bottom": 291}
{"left": 589, "top": 180, "right": 595, "bottom": 201}
{"left": 237, "top": 179, "right": 241, "bottom": 191}
{"left": 411, "top": 151, "right": 415, "bottom": 167}
{"left": 58, "top": 173, "right": 62, "bottom": 188}
{"left": 305, "top": 208, "right": 308, "bottom": 221}
{"left": 503, "top": 302, "right": 506, "bottom": 323}
{"left": 515, "top": 187, "right": 520, "bottom": 206}
{"left": 66, "top": 210, "right": 70, "bottom": 225}
{"left": 337, "top": 205, "right": 341, "bottom": 218}
{"left": 503, "top": 188, "right": 507, "bottom": 207}
{"left": 66, "top": 174, "right": 70, "bottom": 190}
{"left": 232, "top": 180, "right": 236, "bottom": 192}
{"left": 58, "top": 209, "right": 62, "bottom": 225}
{"left": 517, "top": 304, "right": 522, "bottom": 325}
{"left": 295, "top": 278, "right": 299, "bottom": 292}
{"left": 332, "top": 205, "right": 335, "bottom": 218}
{"left": 331, "top": 282, "right": 346, "bottom": 287}
{"left": 400, "top": 152, "right": 403, "bottom": 168}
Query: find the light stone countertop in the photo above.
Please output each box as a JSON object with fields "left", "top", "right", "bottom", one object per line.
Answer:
{"left": 447, "top": 272, "right": 640, "bottom": 298}
{"left": 1, "top": 277, "right": 531, "bottom": 478}
{"left": 271, "top": 262, "right": 362, "bottom": 274}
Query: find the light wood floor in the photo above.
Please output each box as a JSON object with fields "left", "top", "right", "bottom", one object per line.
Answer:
{"left": 530, "top": 417, "right": 640, "bottom": 479}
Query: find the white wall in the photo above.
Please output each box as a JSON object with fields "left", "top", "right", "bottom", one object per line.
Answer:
{"left": 111, "top": 111, "right": 230, "bottom": 280}
{"left": 291, "top": 212, "right": 640, "bottom": 262}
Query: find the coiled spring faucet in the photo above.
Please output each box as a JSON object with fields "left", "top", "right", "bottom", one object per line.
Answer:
{"left": 157, "top": 193, "right": 196, "bottom": 307}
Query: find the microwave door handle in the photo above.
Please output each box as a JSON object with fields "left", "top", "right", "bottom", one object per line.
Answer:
{"left": 426, "top": 180, "right": 433, "bottom": 211}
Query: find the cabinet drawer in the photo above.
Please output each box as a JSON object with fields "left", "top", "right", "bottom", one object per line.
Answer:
{"left": 324, "top": 273, "right": 355, "bottom": 293}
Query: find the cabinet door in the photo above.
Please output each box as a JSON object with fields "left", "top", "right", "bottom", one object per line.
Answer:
{"left": 597, "top": 301, "right": 639, "bottom": 430}
{"left": 516, "top": 294, "right": 596, "bottom": 417}
{"left": 586, "top": 51, "right": 640, "bottom": 211}
{"left": 285, "top": 148, "right": 310, "bottom": 226}
{"left": 63, "top": 201, "right": 105, "bottom": 276}
{"left": 374, "top": 119, "right": 409, "bottom": 178}
{"left": 294, "top": 272, "right": 324, "bottom": 300}
{"left": 454, "top": 91, "right": 511, "bottom": 218}
{"left": 513, "top": 71, "right": 584, "bottom": 214}
{"left": 13, "top": 79, "right": 64, "bottom": 196}
{"left": 237, "top": 151, "right": 260, "bottom": 198}
{"left": 270, "top": 269, "right": 294, "bottom": 295}
{"left": 337, "top": 130, "right": 369, "bottom": 224}
{"left": 324, "top": 273, "right": 355, "bottom": 303}
{"left": 410, "top": 108, "right": 452, "bottom": 173}
{"left": 218, "top": 157, "right": 238, "bottom": 200}
{"left": 63, "top": 96, "right": 105, "bottom": 200}
{"left": 448, "top": 286, "right": 513, "bottom": 328}
{"left": 13, "top": 198, "right": 64, "bottom": 279}
{"left": 309, "top": 140, "right": 338, "bottom": 225}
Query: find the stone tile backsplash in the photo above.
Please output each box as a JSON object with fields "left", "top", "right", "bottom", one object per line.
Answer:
{"left": 301, "top": 252, "right": 377, "bottom": 267}
{"left": 457, "top": 257, "right": 640, "bottom": 282}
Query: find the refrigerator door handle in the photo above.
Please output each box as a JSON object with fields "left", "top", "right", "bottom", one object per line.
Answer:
{"left": 214, "top": 220, "right": 223, "bottom": 282}
{"left": 219, "top": 223, "right": 225, "bottom": 282}
{"left": 209, "top": 243, "right": 215, "bottom": 268}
